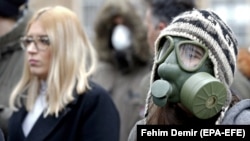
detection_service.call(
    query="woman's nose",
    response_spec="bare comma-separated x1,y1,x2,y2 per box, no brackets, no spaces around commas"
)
27,42,38,53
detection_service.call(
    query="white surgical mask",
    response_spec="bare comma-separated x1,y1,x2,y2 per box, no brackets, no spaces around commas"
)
111,24,132,51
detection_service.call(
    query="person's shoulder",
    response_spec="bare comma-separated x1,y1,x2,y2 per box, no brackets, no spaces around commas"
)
128,119,146,141
84,80,113,103
80,81,118,115
221,99,250,125
88,80,110,95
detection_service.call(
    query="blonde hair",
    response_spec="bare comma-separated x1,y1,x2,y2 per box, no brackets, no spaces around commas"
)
9,6,97,117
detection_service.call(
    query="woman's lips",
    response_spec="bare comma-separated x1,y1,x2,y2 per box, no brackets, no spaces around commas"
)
29,59,39,66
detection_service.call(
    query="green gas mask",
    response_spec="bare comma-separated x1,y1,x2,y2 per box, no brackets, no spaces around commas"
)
151,36,227,119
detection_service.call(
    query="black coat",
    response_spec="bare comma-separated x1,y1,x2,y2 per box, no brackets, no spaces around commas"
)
8,82,120,141
0,128,4,141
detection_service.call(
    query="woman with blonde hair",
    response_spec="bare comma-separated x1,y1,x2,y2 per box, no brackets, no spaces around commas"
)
8,6,120,141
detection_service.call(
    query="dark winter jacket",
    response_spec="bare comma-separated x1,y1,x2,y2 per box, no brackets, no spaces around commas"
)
8,81,120,141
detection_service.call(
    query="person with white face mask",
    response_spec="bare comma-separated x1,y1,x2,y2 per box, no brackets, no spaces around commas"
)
92,1,151,141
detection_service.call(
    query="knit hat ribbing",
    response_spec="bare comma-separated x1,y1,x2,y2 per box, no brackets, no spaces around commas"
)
145,9,238,123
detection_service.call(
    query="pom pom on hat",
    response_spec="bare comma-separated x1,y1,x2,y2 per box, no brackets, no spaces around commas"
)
0,0,28,17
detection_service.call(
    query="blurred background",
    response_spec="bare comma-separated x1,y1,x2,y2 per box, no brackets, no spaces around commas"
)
29,0,250,48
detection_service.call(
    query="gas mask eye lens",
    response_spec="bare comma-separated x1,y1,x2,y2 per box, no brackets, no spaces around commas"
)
156,36,174,64
177,41,208,71
158,39,170,59
179,44,205,68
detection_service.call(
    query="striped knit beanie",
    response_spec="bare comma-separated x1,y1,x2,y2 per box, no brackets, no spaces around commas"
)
145,9,238,124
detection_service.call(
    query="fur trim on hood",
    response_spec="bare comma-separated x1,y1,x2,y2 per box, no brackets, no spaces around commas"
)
93,0,150,64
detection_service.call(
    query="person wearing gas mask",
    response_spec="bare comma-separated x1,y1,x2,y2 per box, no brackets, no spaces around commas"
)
128,9,242,141
92,0,151,141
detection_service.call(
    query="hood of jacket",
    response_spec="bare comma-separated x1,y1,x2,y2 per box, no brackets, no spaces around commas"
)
93,0,150,66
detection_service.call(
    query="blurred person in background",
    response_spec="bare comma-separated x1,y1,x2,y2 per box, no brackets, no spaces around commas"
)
144,0,196,55
0,0,31,139
92,0,151,141
8,6,120,141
